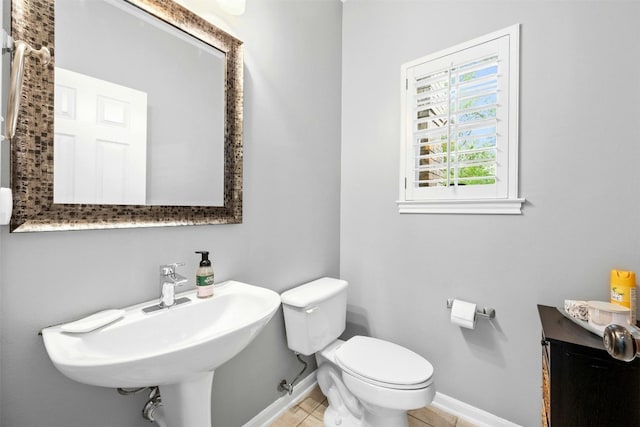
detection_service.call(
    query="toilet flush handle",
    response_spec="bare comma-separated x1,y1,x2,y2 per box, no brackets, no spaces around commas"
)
305,306,319,314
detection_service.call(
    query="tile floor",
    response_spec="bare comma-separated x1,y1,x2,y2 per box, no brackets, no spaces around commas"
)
269,386,478,427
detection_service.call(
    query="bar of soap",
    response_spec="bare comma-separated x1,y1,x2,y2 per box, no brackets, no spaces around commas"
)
60,309,125,333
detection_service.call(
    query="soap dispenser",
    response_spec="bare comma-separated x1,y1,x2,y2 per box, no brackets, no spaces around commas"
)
195,251,214,298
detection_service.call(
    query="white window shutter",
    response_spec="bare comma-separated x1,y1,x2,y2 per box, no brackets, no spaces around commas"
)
399,24,524,214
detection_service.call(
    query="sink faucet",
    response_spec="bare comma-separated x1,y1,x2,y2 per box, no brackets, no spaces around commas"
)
159,263,188,308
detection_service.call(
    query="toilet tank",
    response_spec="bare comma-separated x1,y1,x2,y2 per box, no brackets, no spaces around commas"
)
280,277,348,356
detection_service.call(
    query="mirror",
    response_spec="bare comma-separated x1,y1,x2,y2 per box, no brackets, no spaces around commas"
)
9,0,243,232
55,0,226,206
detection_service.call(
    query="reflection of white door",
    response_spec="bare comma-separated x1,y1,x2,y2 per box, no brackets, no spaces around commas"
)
54,67,148,205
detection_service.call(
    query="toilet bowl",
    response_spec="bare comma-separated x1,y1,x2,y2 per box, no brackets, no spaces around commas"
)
281,278,435,427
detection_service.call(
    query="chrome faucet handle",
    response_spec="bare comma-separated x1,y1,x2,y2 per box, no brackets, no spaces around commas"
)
160,262,185,276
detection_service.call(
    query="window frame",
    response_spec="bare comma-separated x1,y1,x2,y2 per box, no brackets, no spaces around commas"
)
398,24,524,215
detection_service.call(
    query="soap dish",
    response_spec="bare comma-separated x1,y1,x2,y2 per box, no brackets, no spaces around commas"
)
557,306,604,337
60,309,125,333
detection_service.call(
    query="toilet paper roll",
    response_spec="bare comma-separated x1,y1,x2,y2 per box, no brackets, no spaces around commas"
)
451,299,477,329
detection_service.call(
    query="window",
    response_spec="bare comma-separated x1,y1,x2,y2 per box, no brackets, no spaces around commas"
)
398,25,524,214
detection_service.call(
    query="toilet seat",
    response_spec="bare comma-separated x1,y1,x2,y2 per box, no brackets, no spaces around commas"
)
335,336,433,390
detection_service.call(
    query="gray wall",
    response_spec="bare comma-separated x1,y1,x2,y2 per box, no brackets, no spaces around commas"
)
340,1,640,425
0,1,342,426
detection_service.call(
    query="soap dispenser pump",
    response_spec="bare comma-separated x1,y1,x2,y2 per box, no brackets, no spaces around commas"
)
195,251,214,298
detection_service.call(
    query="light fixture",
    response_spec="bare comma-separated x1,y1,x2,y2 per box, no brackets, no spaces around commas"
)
217,0,245,16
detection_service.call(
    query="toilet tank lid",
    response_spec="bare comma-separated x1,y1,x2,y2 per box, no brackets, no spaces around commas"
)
281,277,348,308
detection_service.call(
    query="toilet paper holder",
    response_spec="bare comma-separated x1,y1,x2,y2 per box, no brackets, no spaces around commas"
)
446,298,496,320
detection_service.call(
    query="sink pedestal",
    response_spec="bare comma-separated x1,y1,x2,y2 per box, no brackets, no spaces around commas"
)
158,371,215,427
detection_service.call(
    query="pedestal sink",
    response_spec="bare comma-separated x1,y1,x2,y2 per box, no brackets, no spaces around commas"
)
41,280,281,427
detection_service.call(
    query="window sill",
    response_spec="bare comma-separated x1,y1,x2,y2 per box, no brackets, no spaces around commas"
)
397,198,525,215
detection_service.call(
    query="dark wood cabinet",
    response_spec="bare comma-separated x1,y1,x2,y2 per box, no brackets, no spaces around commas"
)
538,305,640,427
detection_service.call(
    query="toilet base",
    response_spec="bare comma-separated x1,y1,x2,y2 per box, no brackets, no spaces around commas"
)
360,404,409,427
323,405,362,427
321,404,409,427
317,362,363,427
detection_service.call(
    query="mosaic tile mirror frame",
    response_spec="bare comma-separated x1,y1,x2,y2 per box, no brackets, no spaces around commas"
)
9,0,243,232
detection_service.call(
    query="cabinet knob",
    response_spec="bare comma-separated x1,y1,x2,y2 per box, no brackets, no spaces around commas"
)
541,340,549,346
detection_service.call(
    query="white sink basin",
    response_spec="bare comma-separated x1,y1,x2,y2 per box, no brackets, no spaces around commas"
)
42,280,280,387
41,280,281,427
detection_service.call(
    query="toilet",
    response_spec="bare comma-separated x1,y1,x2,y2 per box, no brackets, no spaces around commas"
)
281,277,435,427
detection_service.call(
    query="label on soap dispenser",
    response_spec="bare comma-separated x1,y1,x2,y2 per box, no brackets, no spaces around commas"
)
197,275,214,287
196,274,214,298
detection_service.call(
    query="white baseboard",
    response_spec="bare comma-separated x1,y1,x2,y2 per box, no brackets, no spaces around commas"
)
244,370,521,427
432,392,522,427
243,371,318,427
